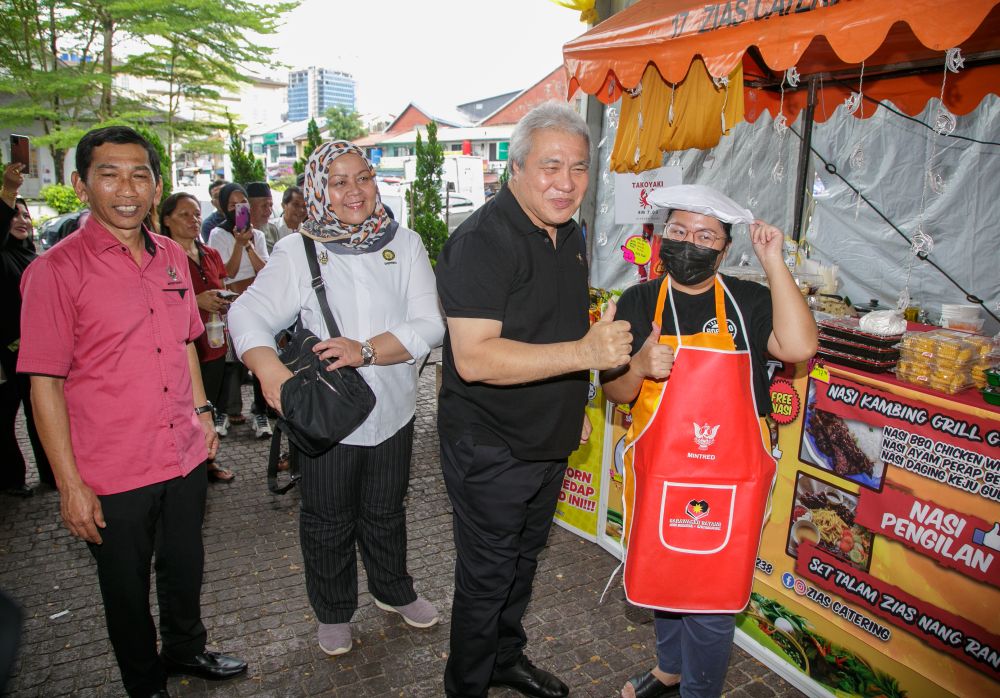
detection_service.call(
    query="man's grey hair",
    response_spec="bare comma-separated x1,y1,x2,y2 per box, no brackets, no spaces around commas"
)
508,102,590,170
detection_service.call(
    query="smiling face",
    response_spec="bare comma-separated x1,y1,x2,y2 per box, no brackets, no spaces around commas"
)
72,142,161,240
326,153,376,225
249,195,273,227
163,196,202,242
10,201,32,241
508,128,589,236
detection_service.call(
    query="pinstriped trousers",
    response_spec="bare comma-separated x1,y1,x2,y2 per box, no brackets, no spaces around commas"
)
298,419,418,624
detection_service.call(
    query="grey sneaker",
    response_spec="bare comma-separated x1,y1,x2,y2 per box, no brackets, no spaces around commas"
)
253,413,272,439
213,413,229,437
374,596,439,628
317,622,352,656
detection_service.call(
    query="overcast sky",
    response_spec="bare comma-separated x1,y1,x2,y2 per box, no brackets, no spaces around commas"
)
262,0,588,117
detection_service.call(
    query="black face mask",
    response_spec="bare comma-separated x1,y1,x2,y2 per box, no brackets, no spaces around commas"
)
659,238,725,286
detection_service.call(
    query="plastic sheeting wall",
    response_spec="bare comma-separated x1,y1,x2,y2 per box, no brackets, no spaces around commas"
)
588,96,1000,336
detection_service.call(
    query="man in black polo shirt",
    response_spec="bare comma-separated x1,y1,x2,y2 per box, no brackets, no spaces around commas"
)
435,102,633,698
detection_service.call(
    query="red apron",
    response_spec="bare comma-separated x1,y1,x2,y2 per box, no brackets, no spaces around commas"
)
622,276,775,613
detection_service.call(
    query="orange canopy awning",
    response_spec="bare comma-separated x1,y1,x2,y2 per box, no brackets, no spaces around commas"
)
564,0,1000,124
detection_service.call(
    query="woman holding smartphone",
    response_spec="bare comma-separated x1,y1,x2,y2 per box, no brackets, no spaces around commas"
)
207,183,273,438
161,192,236,483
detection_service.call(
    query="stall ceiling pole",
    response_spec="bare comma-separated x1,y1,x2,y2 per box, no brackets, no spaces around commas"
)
791,78,818,244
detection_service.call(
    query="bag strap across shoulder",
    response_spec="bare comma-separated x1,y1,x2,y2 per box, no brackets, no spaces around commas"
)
302,234,341,339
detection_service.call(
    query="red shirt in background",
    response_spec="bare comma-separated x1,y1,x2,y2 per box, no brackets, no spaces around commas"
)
187,242,228,363
17,216,207,495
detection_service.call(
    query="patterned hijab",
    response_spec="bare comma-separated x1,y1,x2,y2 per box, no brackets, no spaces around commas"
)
300,140,393,253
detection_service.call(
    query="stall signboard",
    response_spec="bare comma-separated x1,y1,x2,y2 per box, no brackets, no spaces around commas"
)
735,363,1000,698
594,404,629,557
554,372,606,541
613,166,681,225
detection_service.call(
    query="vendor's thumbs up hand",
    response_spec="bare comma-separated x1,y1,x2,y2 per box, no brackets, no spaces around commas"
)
578,300,632,370
635,322,673,380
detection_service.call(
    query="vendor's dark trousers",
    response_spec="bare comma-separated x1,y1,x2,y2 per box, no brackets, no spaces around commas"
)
0,589,23,696
87,464,209,697
441,433,567,698
298,420,417,624
655,611,735,698
0,372,54,488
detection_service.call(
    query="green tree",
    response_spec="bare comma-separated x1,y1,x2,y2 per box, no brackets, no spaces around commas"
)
0,0,299,183
293,118,323,175
226,114,264,185
410,122,447,262
324,106,366,142
135,125,171,202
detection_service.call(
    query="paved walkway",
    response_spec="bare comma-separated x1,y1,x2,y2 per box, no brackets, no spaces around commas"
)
0,363,803,697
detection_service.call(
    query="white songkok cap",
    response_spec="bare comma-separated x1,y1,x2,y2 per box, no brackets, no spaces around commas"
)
648,184,754,225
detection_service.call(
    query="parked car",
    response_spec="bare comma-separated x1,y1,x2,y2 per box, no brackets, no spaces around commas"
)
444,193,476,234
38,210,85,251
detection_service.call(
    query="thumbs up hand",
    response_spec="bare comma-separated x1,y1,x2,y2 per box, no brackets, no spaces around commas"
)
578,299,633,370
634,321,674,380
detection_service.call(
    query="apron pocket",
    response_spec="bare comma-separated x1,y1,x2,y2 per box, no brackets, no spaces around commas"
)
659,481,736,554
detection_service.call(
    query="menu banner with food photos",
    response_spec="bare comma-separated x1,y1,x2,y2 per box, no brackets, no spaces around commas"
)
554,373,606,541
733,363,1000,698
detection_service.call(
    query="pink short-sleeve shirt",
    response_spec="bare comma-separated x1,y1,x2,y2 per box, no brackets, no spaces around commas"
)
18,216,207,495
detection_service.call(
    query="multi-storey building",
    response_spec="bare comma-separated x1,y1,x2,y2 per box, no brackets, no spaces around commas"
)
287,67,356,121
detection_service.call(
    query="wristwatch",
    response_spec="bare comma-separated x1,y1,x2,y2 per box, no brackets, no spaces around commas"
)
193,402,214,416
360,340,377,367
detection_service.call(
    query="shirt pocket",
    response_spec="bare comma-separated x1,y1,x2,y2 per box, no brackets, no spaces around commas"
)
161,289,193,344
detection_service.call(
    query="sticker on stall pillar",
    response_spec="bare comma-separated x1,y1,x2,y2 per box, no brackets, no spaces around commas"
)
809,362,830,383
621,235,652,265
769,378,801,425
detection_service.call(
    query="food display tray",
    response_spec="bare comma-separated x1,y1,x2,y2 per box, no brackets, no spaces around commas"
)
818,332,900,363
816,347,898,373
817,317,903,349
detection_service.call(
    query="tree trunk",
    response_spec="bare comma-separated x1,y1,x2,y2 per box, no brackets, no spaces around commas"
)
100,13,114,120
48,3,64,183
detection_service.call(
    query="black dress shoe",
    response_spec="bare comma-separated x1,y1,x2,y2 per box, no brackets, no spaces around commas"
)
161,651,247,680
490,655,569,698
1,485,33,497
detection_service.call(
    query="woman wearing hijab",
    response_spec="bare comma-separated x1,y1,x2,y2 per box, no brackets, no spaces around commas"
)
160,192,236,483
227,141,445,656
600,185,817,698
0,163,54,496
206,183,272,438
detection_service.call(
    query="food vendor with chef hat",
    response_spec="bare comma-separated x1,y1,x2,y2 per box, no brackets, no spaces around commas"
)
600,184,818,698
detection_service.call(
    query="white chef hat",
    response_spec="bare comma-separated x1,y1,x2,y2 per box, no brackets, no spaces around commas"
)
648,184,754,225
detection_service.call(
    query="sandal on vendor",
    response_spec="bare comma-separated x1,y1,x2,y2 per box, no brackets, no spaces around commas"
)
623,671,680,698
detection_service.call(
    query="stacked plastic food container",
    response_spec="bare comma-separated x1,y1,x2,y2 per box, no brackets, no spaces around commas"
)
816,318,902,373
895,329,998,397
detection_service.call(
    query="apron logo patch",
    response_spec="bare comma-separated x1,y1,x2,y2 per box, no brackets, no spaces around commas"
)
693,422,720,450
703,318,738,338
685,499,710,521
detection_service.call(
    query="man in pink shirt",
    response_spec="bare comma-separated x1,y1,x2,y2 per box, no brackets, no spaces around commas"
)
18,126,246,698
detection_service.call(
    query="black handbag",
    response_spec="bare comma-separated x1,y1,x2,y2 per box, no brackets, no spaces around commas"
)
267,236,376,493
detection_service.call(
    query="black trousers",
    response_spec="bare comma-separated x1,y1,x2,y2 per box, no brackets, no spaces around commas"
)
298,420,417,624
0,372,54,488
200,355,226,406
441,433,567,698
87,464,208,697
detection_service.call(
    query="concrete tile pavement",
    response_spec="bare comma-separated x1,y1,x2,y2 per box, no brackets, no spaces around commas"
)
0,363,803,697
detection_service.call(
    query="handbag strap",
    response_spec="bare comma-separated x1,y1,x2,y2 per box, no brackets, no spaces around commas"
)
302,234,341,339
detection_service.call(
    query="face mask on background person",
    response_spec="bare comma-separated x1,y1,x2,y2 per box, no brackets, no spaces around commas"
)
659,238,725,286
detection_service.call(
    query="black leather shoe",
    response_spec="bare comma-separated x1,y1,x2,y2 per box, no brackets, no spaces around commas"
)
161,651,247,680
490,655,569,698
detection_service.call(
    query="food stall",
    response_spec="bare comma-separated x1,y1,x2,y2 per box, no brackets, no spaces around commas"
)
549,2,1000,696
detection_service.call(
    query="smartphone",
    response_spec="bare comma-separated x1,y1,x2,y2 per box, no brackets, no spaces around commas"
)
234,202,250,230
216,289,238,299
10,134,29,168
